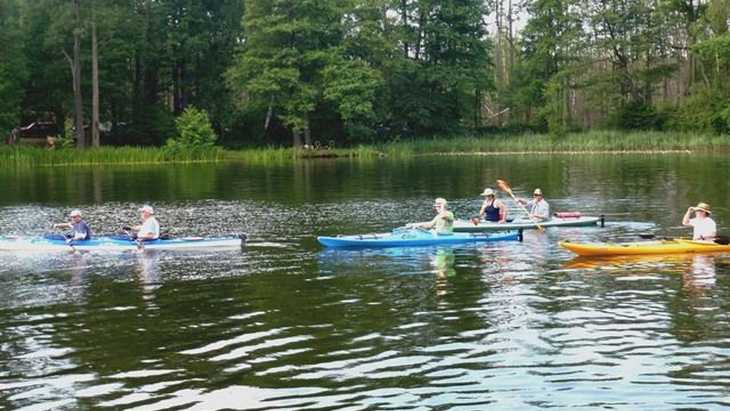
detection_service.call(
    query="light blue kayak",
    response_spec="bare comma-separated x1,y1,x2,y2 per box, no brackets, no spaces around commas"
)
0,234,247,252
318,229,521,248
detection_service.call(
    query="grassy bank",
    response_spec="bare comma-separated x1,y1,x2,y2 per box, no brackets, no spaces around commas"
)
0,146,225,166
375,130,730,157
2,131,728,166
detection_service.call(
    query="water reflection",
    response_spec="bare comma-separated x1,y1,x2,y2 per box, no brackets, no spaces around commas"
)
3,155,730,409
684,254,716,291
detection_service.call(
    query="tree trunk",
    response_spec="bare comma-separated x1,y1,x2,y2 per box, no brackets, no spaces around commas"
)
401,0,408,57
72,0,84,148
293,129,302,147
304,119,312,147
91,11,100,147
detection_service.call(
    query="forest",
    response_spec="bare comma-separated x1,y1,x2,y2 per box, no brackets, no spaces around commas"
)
0,0,729,149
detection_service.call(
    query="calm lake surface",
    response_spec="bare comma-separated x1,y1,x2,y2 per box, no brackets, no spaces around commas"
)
1,154,730,410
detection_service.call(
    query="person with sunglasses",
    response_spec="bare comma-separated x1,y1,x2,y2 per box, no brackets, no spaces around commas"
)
682,202,716,241
53,209,92,240
517,188,550,222
407,197,455,234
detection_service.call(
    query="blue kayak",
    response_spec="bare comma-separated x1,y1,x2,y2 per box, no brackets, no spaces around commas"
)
318,229,521,248
0,234,246,252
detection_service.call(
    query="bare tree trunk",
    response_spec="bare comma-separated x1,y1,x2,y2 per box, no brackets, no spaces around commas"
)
293,130,302,147
507,0,514,86
91,10,100,147
304,119,312,147
401,0,408,57
69,0,84,148
264,95,274,130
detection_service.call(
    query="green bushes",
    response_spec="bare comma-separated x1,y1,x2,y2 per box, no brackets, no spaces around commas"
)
164,107,220,159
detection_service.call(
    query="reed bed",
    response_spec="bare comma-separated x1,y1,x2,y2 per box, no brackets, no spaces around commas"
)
375,131,730,156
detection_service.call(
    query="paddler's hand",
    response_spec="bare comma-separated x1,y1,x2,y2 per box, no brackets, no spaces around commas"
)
470,217,480,226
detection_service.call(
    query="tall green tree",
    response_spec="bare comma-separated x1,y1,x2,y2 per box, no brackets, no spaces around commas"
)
0,0,28,139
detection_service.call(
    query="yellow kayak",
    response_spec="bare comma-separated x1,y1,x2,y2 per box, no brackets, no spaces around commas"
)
559,239,730,257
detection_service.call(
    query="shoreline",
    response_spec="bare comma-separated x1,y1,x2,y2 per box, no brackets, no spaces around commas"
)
2,130,728,166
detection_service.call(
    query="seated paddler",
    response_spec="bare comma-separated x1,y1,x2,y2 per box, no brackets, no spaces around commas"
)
52,209,92,241
407,197,455,235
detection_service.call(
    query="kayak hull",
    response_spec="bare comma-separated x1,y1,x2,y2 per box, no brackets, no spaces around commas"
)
318,230,520,248
560,239,730,257
453,216,602,232
0,235,246,252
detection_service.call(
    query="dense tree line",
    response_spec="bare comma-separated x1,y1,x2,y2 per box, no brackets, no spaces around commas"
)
0,0,728,148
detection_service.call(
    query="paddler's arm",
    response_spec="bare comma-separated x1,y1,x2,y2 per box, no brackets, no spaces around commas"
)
497,200,507,223
682,207,694,226
53,222,71,230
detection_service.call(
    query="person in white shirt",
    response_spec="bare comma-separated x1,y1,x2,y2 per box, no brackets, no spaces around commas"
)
518,188,550,222
133,205,160,241
682,202,716,241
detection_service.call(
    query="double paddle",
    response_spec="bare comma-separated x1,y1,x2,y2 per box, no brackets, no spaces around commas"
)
496,179,545,232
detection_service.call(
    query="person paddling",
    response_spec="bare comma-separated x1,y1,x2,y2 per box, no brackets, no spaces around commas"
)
408,198,455,234
132,205,160,241
477,188,507,224
53,209,92,241
517,188,550,222
682,202,716,241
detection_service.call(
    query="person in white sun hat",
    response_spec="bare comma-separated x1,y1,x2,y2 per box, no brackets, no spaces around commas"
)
407,198,455,235
682,202,716,241
53,209,92,240
132,205,160,241
476,187,507,224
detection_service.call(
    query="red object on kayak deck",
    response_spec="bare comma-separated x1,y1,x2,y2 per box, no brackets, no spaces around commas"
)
554,211,582,218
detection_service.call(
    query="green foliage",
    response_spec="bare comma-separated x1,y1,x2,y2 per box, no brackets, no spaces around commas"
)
667,86,730,134
2,0,730,147
610,101,666,131
0,0,28,137
165,107,218,158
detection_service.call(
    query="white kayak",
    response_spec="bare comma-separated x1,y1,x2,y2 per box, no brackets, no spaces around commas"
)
453,215,604,232
0,234,247,252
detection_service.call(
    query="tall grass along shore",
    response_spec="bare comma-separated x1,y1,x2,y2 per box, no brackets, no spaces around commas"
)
2,131,728,166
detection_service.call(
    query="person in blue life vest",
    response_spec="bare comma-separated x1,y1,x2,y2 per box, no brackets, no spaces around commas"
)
53,209,92,240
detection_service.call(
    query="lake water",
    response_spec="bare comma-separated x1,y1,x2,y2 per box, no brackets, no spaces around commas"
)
1,154,729,410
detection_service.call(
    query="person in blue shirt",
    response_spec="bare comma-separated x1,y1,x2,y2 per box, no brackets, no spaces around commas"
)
53,209,92,240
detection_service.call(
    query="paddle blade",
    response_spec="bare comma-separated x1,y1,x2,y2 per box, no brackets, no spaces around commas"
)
496,179,512,193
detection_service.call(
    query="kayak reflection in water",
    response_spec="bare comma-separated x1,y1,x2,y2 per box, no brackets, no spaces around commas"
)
52,209,92,240
407,198,455,235
682,202,716,241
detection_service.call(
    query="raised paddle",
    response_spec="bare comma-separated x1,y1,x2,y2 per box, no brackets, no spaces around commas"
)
496,179,545,232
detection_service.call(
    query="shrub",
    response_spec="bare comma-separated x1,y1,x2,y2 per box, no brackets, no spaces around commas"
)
610,100,666,130
165,107,218,158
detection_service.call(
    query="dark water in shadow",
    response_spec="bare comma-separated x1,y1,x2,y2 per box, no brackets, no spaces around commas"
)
1,154,730,410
